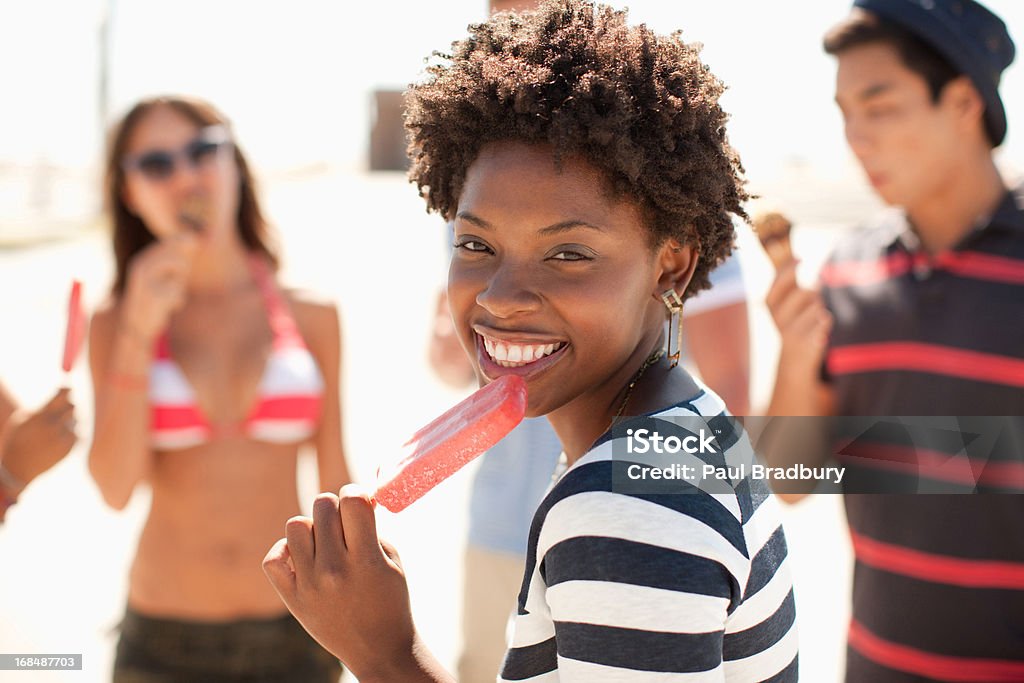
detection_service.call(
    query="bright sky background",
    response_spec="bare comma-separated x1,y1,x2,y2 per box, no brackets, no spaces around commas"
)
1,0,1022,186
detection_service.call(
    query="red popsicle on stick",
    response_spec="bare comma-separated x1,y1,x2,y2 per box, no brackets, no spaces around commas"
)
62,280,87,375
374,375,528,512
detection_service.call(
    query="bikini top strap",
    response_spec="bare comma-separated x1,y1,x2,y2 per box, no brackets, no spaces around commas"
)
154,331,173,360
248,255,303,348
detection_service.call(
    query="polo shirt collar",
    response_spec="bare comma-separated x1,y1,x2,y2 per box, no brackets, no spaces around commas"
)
884,183,1024,251
990,182,1024,233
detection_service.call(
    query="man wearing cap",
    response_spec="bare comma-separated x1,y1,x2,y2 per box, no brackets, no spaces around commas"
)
765,0,1024,680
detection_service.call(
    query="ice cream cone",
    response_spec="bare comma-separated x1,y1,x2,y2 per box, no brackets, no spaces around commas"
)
753,211,794,270
179,195,211,233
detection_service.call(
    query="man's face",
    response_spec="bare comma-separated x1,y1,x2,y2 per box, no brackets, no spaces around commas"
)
834,42,962,210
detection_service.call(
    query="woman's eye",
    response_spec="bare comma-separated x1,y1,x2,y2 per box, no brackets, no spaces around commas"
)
455,240,490,252
550,250,592,262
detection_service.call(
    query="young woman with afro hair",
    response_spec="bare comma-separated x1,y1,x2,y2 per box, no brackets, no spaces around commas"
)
264,2,799,680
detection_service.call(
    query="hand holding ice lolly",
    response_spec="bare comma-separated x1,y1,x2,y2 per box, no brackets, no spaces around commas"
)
374,374,527,512
263,373,526,680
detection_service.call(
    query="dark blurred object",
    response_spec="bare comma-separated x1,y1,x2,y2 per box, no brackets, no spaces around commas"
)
369,90,409,171
851,0,1016,146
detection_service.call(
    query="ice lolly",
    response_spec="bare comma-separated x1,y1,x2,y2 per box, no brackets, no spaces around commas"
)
753,211,794,270
179,195,211,233
374,375,528,512
62,280,86,373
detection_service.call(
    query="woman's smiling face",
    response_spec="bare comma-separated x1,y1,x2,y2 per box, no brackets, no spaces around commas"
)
448,141,677,418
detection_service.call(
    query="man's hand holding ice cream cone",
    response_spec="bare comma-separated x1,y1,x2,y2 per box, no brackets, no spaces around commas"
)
757,210,833,373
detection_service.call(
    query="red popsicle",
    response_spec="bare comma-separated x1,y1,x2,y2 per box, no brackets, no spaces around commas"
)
374,375,528,512
62,280,86,373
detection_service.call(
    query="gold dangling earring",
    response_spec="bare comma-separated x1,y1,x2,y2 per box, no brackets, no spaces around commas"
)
660,289,684,369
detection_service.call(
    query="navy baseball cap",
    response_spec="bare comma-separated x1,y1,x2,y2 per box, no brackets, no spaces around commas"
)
852,0,1016,146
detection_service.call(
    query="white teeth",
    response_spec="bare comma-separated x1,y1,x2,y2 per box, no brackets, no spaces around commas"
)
481,336,565,366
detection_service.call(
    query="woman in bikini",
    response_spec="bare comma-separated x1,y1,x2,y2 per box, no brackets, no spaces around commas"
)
264,2,798,681
88,96,349,682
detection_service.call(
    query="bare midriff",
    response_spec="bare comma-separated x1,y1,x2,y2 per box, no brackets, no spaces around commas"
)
128,438,305,620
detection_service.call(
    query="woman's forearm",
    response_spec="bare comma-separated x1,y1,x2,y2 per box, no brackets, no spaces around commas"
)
88,328,154,509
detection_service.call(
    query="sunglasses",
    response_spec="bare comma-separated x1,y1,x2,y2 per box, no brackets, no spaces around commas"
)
122,125,232,181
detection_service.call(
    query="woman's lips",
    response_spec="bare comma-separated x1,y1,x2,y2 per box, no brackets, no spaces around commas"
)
475,331,569,380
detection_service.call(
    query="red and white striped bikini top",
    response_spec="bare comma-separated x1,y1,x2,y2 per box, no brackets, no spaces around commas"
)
149,257,324,450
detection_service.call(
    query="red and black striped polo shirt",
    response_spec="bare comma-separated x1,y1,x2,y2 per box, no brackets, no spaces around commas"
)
820,185,1024,682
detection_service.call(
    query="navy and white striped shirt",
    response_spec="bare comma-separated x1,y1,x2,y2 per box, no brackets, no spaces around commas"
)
500,390,799,682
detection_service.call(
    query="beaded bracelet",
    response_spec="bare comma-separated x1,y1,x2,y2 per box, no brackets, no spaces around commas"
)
116,323,153,349
0,463,22,523
106,372,149,393
0,490,16,522
0,461,24,493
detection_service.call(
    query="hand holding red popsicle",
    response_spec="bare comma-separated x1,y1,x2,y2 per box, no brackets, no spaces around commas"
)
264,485,453,681
263,376,527,679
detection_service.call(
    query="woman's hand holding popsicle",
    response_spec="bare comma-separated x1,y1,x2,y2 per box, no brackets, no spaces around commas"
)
264,377,524,679
120,232,198,343
263,486,453,683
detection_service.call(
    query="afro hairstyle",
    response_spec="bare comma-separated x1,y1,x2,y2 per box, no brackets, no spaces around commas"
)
405,0,749,297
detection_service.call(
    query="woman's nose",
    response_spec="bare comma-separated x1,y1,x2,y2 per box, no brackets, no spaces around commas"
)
475,262,543,319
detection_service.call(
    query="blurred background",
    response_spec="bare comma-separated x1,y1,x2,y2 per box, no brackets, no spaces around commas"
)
0,0,1021,680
